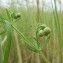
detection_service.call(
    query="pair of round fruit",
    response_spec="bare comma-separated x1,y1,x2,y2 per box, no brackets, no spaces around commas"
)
14,13,21,19
38,24,51,37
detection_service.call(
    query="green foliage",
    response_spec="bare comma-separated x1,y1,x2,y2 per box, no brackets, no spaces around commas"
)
36,24,51,37
3,20,12,63
0,8,52,63
14,13,21,19
0,0,63,62
6,9,12,22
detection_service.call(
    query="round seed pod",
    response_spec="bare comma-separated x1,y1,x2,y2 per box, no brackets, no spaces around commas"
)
16,13,21,18
39,24,46,30
38,30,44,37
44,27,51,36
14,13,21,19
14,15,17,19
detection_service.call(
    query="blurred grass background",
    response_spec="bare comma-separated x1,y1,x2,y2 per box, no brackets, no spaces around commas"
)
0,0,63,63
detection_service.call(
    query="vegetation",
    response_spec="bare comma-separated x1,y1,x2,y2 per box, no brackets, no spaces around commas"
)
0,0,63,63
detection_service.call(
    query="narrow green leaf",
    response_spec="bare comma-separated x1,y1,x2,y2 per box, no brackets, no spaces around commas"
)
11,10,15,18
41,35,50,50
6,9,11,21
0,37,2,63
3,20,12,63
39,52,50,63
23,39,39,52
0,14,5,23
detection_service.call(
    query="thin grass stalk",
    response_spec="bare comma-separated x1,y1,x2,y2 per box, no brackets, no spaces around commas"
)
50,5,57,63
14,30,22,63
58,1,63,62
53,0,61,43
39,52,50,63
52,0,62,62
43,23,50,61
41,0,44,23
51,0,62,62
19,2,30,63
36,0,40,23
51,0,58,33
12,25,29,41
31,52,34,63
35,53,41,63
3,21,12,63
42,1,50,59
58,0,63,63
44,17,50,61
46,44,50,61
54,0,61,34
22,48,27,63
48,1,57,63
26,52,34,63
1,36,7,47
41,1,50,61
42,0,50,60
0,36,2,63
34,0,41,63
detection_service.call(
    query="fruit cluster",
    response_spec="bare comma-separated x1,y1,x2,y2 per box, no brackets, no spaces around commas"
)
14,13,21,19
37,24,51,37
11,12,21,19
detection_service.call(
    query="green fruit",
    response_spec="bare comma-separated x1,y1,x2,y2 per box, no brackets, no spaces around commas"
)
14,13,21,19
39,24,46,30
44,27,51,36
38,30,44,37
16,13,21,18
14,16,17,19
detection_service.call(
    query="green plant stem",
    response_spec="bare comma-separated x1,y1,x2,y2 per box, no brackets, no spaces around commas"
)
35,53,41,63
36,0,40,22
31,52,34,63
36,30,39,47
3,21,12,63
52,0,62,62
0,36,2,63
39,52,50,63
11,25,28,42
1,35,7,47
14,30,22,63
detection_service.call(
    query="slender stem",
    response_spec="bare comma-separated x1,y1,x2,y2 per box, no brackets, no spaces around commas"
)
0,36,2,63
36,30,39,47
35,25,40,63
11,25,28,41
39,52,50,63
14,30,22,63
1,36,7,47
52,0,62,62
36,0,40,22
35,53,40,63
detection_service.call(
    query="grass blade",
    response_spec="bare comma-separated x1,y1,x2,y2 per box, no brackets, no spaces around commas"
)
0,36,2,63
41,35,50,50
3,20,12,63
6,9,11,21
39,52,50,63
